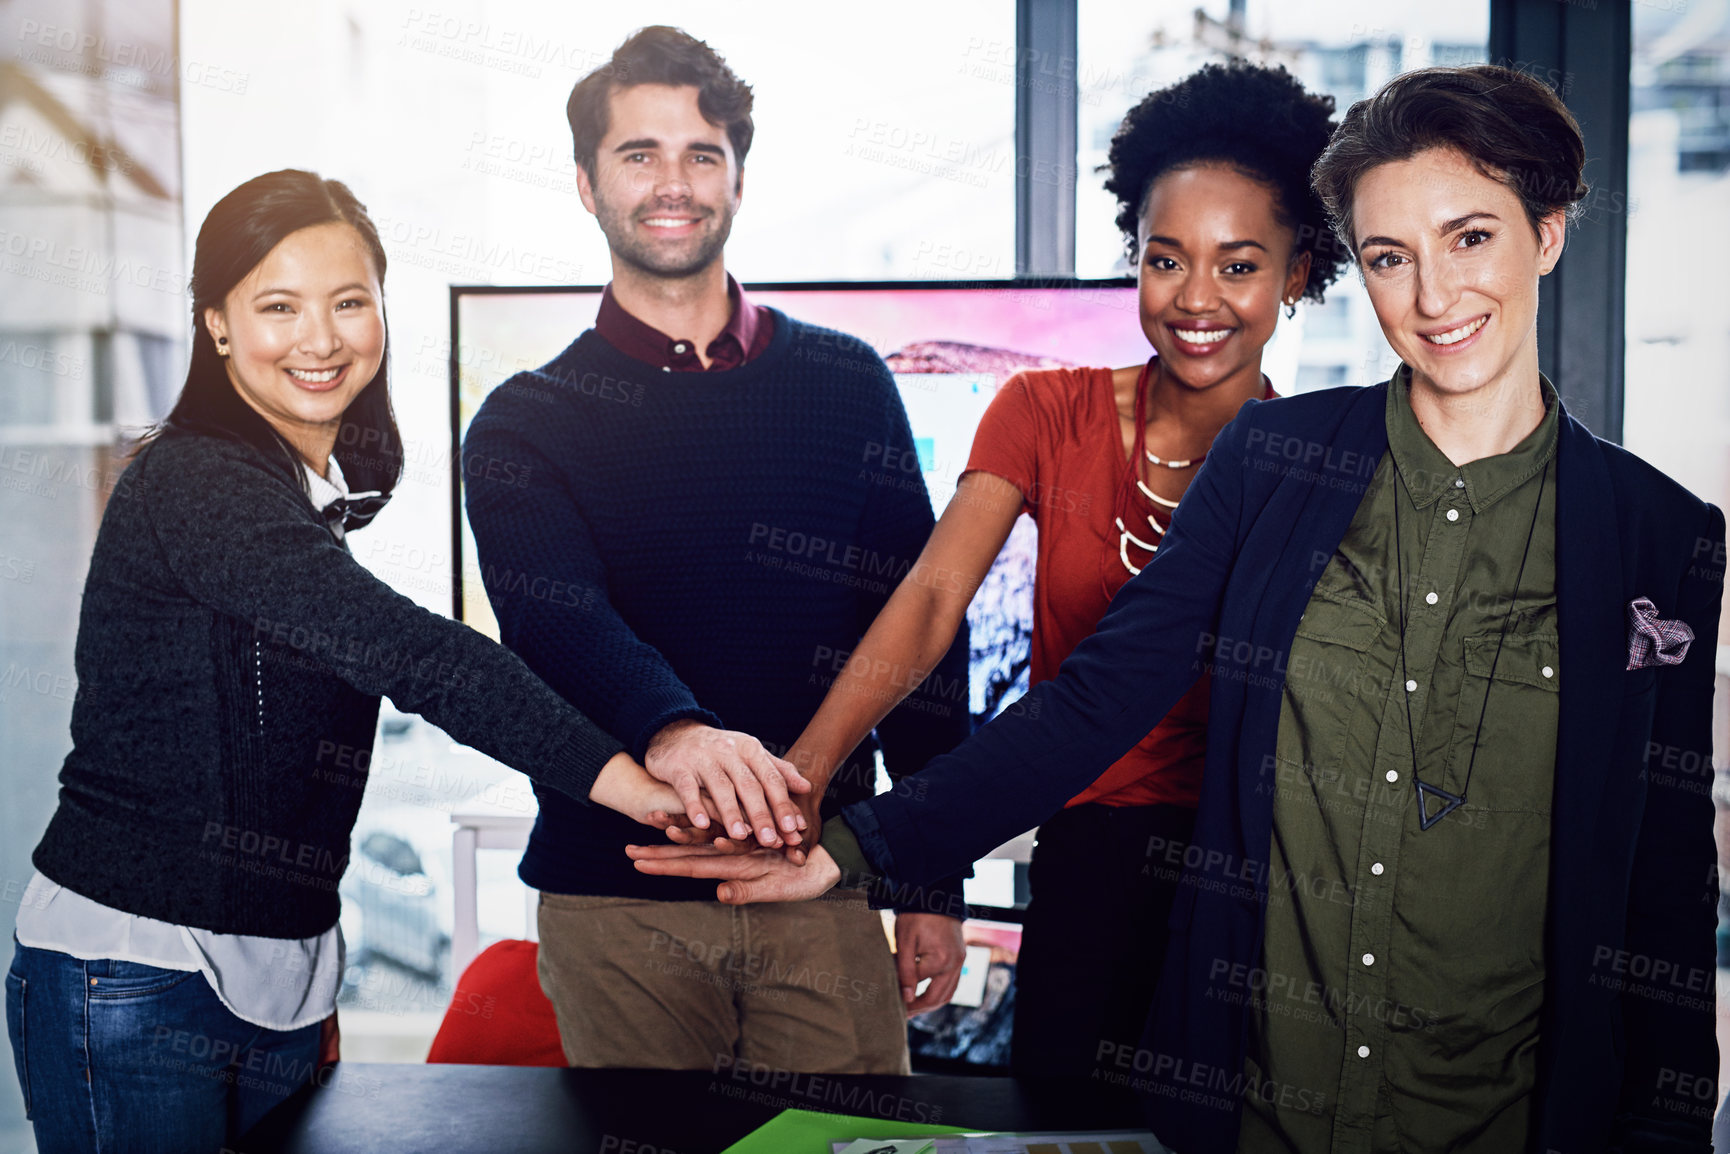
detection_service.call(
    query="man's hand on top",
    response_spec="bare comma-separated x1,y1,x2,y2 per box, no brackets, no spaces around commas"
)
643,720,811,849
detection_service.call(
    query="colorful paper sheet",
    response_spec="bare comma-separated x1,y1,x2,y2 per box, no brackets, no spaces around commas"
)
718,1108,970,1154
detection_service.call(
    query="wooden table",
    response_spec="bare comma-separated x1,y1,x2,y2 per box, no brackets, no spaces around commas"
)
236,1064,1148,1153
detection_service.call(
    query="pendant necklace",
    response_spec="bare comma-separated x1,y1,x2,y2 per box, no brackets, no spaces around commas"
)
1392,459,1548,830
1144,449,1199,470
1113,358,1204,579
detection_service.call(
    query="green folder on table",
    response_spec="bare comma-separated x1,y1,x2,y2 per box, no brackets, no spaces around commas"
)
719,1108,971,1153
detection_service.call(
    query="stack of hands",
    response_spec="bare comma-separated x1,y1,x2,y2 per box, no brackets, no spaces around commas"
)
598,718,966,1016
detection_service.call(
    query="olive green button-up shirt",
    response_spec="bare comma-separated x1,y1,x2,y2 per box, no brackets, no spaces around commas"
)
1239,370,1561,1153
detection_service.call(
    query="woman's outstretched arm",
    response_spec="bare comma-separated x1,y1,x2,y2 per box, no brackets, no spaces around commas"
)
136,431,692,823
636,401,1259,899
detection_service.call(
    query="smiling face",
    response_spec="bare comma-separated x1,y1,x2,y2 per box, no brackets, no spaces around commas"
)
576,82,741,281
1136,164,1308,394
202,221,385,468
1352,146,1564,405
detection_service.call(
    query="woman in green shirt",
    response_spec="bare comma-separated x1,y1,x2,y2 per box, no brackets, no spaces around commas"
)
635,65,1723,1153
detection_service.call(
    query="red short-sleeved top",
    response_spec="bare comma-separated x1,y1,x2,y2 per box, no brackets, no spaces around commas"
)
965,364,1219,809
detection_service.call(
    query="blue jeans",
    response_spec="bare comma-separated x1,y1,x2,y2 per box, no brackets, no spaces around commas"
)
6,939,321,1153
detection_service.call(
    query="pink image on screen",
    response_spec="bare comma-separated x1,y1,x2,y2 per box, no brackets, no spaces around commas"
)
749,285,1146,379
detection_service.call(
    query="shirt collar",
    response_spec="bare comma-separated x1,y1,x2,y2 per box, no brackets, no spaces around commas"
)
724,276,764,361
1385,364,1559,513
303,455,349,511
593,273,764,371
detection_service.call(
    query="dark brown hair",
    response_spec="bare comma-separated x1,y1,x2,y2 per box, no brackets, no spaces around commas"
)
566,26,754,180
1102,62,1346,302
148,170,401,497
1312,64,1587,255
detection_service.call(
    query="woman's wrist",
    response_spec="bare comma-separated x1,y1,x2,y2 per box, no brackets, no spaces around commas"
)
588,750,677,822
784,739,842,794
808,846,843,894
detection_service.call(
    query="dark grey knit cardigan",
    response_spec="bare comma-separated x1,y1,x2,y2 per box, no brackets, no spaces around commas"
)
31,427,624,938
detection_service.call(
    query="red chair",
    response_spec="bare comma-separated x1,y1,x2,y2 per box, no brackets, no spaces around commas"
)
426,939,566,1066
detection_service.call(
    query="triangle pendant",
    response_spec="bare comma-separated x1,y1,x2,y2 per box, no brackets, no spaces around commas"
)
1414,780,1465,831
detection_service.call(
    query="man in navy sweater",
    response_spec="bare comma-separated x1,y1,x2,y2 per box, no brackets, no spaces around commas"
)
462,25,971,1074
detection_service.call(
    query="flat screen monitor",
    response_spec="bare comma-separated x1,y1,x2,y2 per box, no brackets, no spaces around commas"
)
451,278,1144,730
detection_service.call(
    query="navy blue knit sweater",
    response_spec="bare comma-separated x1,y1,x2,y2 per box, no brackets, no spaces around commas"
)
463,311,971,912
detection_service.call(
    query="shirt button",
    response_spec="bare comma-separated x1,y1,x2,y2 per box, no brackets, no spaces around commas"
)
1357,1045,1370,1058
1405,679,1417,692
672,342,688,354
1425,591,1438,605
1446,508,1460,522
1454,478,1465,488
1542,665,1554,678
1386,770,1399,783
1371,862,1384,875
1362,953,1375,966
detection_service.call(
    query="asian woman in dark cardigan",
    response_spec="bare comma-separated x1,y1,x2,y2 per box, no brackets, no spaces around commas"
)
633,66,1725,1154
2,170,798,1154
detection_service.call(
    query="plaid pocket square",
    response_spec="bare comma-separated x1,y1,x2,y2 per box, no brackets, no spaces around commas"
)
1626,597,1694,670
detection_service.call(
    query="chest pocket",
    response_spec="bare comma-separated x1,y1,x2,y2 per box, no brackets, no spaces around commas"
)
1295,589,1385,649
1282,589,1387,784
1445,629,1560,812
1463,631,1559,690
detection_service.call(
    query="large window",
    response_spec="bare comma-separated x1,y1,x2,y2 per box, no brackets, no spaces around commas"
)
1,0,186,1144
1623,1,1730,1107
1624,2,1730,615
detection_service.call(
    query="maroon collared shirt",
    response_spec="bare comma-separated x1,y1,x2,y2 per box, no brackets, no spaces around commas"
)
593,275,774,371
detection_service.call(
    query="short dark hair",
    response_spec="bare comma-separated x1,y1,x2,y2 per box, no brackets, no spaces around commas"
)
1102,62,1346,303
146,170,401,498
1311,65,1587,255
566,26,754,179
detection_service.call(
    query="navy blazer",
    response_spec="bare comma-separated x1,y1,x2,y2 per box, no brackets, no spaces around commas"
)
846,383,1725,1152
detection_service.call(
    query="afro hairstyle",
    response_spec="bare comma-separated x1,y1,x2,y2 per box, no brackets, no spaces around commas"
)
1102,61,1346,303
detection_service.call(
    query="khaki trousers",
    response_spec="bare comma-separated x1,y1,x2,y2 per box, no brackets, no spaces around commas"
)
536,889,911,1075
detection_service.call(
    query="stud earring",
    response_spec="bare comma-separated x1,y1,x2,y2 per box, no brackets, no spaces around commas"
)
217,336,229,357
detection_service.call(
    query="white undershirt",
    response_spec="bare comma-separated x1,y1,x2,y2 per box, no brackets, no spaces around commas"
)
13,456,354,1031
